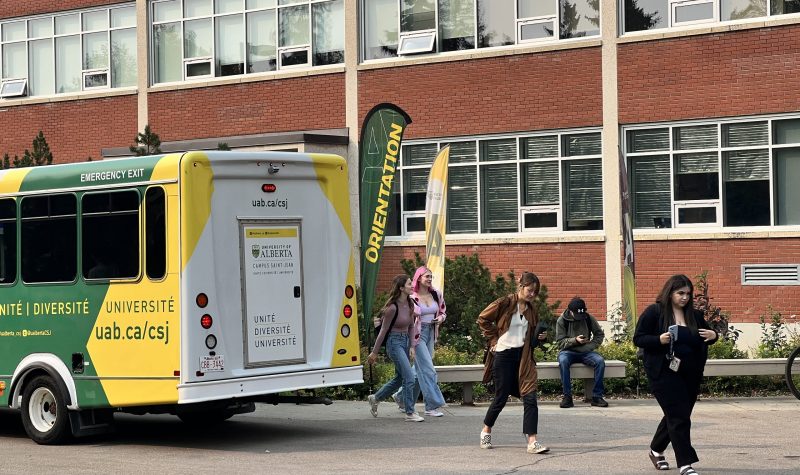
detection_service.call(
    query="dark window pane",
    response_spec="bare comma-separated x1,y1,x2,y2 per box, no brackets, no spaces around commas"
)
522,161,559,205
564,159,603,230
0,199,16,284
624,0,667,32
630,155,671,228
385,192,402,236
146,187,167,280
280,49,308,67
403,168,428,212
480,164,518,232
82,191,139,280
21,194,77,283
724,180,770,226
674,124,718,150
772,0,800,15
675,173,719,200
678,206,716,224
406,216,425,232
563,132,601,156
775,148,800,225
773,118,800,144
524,212,557,229
627,128,669,152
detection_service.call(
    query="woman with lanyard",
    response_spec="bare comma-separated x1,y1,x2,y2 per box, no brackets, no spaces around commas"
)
477,271,549,454
634,274,718,475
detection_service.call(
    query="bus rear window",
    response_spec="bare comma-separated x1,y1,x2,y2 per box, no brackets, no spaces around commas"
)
145,187,166,280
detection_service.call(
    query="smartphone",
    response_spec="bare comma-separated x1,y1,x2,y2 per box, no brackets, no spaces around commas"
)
668,324,679,342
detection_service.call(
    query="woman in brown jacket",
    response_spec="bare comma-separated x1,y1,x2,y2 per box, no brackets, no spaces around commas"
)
477,272,549,454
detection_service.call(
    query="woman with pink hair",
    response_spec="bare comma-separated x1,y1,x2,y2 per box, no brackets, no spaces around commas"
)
394,266,447,417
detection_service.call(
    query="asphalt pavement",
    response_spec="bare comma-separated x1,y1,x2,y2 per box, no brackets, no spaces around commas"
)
0,397,798,474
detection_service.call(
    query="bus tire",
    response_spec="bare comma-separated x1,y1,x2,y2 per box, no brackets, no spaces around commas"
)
21,375,71,445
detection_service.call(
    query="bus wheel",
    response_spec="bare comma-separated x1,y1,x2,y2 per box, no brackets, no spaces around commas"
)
21,375,71,445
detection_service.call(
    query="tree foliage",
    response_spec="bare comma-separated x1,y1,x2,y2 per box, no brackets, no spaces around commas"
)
2,131,53,169
130,125,162,156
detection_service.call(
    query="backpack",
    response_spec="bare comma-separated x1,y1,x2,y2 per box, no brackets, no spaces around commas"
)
374,303,399,350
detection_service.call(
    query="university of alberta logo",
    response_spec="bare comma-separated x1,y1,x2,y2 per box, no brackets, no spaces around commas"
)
252,245,261,258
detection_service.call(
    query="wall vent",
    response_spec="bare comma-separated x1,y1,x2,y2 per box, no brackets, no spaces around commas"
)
741,264,800,286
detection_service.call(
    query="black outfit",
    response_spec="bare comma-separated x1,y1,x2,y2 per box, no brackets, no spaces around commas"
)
483,346,539,435
633,303,717,467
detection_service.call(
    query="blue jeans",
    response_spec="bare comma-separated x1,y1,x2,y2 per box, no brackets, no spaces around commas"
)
558,350,605,398
374,333,416,414
395,323,446,411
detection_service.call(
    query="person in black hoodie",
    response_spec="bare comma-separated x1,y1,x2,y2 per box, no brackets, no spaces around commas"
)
634,274,718,475
555,297,607,408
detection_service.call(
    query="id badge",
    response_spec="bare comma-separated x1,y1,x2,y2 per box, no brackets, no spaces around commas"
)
669,356,681,372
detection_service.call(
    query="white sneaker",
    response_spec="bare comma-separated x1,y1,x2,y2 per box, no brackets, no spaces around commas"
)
404,412,424,422
424,409,444,417
392,392,405,412
480,432,492,449
527,441,550,454
367,394,378,418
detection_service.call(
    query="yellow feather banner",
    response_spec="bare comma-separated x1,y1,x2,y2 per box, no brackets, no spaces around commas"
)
425,145,450,293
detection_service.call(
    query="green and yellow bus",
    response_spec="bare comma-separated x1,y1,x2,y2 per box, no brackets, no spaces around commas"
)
0,151,361,444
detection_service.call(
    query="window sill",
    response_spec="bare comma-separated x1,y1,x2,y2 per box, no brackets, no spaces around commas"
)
385,231,605,247
633,226,800,241
358,37,602,71
148,65,346,93
618,13,800,45
0,87,137,108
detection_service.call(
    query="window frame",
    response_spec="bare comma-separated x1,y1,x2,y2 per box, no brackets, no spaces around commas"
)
0,4,136,99
0,78,27,97
624,114,800,232
150,0,343,85
621,0,799,35
80,189,142,282
389,128,604,240
361,0,601,62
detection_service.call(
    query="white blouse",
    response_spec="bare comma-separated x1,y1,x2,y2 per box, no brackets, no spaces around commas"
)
495,308,528,352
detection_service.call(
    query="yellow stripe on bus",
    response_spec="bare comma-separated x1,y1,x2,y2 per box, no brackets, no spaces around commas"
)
180,152,214,271
0,168,33,194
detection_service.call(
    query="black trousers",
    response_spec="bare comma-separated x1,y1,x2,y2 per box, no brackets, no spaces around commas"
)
649,365,702,467
483,346,539,435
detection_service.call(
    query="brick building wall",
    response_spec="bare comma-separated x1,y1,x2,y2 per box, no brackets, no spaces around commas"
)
359,48,603,140
619,25,800,124
148,74,347,142
0,0,121,20
380,242,607,317
633,238,800,323
0,95,137,163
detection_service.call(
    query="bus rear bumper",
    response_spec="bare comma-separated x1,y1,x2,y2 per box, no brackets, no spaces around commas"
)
177,366,364,404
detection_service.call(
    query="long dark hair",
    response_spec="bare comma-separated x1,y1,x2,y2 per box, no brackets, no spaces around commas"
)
381,274,411,313
655,274,698,332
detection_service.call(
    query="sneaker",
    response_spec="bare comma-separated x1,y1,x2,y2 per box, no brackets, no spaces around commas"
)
404,412,424,422
392,392,405,412
367,394,378,418
424,409,444,417
527,441,550,454
559,395,574,408
591,397,609,407
479,432,492,449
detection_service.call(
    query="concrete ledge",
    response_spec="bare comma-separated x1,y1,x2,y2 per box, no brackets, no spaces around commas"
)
436,360,626,405
703,358,787,377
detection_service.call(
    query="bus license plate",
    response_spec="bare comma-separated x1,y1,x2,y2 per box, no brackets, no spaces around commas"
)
200,355,224,372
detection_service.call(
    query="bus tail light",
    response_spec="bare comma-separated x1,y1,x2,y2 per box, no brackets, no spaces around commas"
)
344,285,354,299
343,305,352,318
205,334,217,349
200,314,213,329
196,293,208,308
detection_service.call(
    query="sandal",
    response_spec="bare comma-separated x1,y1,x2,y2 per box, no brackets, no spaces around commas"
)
648,451,669,470
680,467,698,475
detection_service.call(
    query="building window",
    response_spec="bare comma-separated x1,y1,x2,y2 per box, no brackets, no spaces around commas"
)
151,0,344,84
363,0,600,61
388,129,603,238
623,0,800,34
0,4,136,98
625,115,800,229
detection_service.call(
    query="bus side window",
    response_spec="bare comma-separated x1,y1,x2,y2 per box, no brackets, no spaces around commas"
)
82,190,140,280
21,194,77,283
0,199,17,284
145,187,166,280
